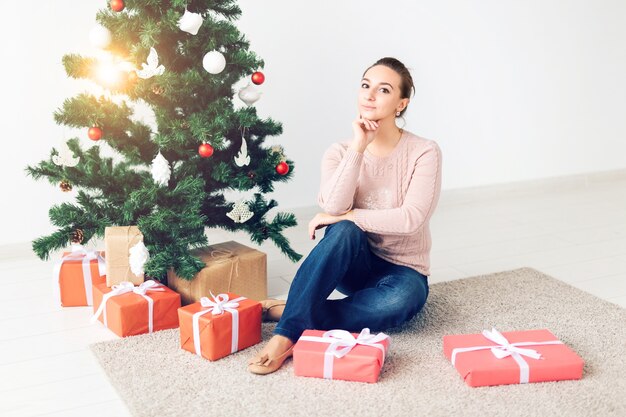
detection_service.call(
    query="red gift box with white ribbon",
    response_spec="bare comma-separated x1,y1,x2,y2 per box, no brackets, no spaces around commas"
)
91,280,180,337
54,244,106,307
443,328,584,387
293,328,390,383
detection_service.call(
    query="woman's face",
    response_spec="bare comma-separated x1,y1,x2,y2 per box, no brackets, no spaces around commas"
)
358,65,408,122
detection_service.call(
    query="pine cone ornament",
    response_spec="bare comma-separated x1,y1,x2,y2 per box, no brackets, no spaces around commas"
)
270,145,284,155
59,180,72,192
152,85,165,95
70,228,84,244
181,120,190,129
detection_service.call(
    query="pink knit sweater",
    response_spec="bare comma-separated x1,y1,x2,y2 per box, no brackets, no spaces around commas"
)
317,129,442,276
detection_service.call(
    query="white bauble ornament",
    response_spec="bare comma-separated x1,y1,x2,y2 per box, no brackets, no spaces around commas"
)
226,200,254,223
234,134,250,167
137,47,165,79
237,83,262,106
202,51,226,74
178,9,203,35
89,25,112,49
151,152,171,186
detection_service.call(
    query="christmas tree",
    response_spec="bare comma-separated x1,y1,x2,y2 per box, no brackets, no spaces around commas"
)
26,0,302,280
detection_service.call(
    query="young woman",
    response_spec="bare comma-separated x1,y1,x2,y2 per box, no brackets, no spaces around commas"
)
248,57,443,375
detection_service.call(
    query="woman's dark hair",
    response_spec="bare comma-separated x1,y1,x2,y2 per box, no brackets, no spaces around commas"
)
362,57,415,118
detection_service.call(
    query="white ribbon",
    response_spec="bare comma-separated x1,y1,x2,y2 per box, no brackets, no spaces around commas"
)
192,293,246,357
53,244,106,306
298,328,389,379
450,328,564,384
90,280,164,333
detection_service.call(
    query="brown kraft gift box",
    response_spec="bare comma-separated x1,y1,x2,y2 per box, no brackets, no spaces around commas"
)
105,226,145,287
167,241,267,305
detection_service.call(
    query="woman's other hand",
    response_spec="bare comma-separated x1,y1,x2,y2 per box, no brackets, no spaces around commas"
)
308,211,355,240
350,115,379,153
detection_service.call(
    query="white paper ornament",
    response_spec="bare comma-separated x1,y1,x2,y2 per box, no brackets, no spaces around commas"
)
137,47,165,79
178,9,203,35
234,134,250,167
237,83,262,106
226,200,254,223
202,51,226,74
52,142,80,167
129,241,150,277
89,25,112,49
151,152,171,186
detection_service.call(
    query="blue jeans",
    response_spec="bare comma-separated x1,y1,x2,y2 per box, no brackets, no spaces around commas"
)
274,220,429,342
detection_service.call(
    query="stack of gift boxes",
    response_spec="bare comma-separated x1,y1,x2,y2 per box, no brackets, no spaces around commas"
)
55,226,585,385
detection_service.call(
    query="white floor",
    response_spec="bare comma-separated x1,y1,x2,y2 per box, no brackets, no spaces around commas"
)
1,171,625,416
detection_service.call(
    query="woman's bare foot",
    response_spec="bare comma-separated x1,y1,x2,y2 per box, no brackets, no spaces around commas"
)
247,335,294,375
261,299,286,322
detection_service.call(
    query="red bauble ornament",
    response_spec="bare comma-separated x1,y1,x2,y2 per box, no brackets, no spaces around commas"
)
276,161,289,175
127,71,138,84
198,143,214,158
88,126,102,141
110,0,125,12
251,71,265,85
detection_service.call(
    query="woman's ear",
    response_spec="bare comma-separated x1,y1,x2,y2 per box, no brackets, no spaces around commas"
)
401,98,410,111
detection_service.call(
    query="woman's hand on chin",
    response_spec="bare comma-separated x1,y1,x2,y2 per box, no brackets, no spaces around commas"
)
351,115,379,153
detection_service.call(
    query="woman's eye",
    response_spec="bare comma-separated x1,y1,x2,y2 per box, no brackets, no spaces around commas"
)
381,88,389,93
361,83,369,88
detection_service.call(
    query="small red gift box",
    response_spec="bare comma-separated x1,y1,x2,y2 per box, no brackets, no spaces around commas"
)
178,293,262,361
443,328,584,387
54,245,106,307
293,328,390,383
91,280,181,337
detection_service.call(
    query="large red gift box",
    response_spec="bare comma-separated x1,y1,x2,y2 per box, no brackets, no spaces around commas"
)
54,245,106,307
178,293,261,361
443,328,584,387
293,329,390,383
91,280,180,337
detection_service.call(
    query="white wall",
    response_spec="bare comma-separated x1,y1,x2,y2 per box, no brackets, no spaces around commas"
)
2,0,626,246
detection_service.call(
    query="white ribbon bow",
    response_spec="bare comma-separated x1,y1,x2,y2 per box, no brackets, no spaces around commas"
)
298,328,389,379
131,280,163,295
482,328,543,360
54,244,106,306
323,328,390,358
91,280,164,333
200,292,241,315
192,293,246,357
450,327,564,384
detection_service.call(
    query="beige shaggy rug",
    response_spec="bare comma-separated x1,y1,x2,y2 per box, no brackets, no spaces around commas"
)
90,267,626,417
